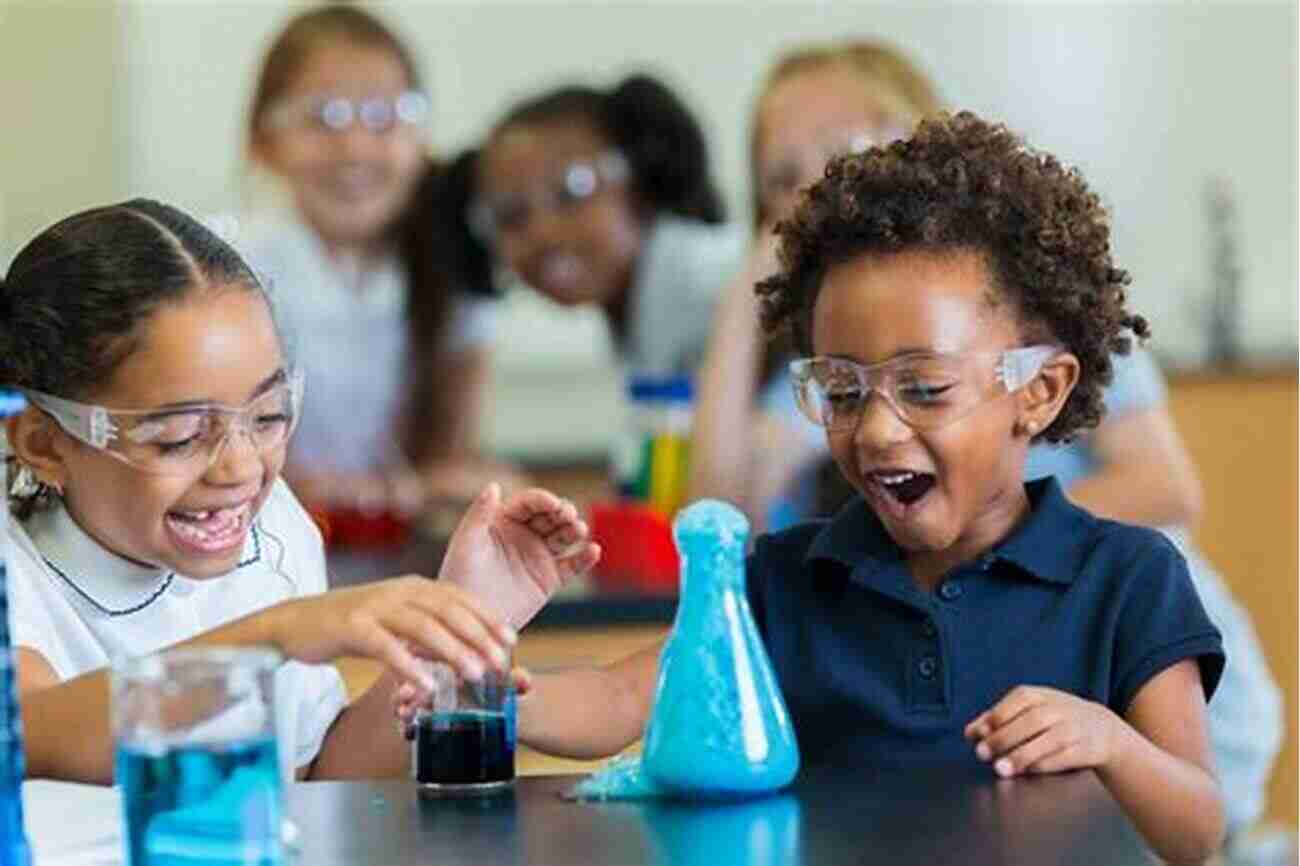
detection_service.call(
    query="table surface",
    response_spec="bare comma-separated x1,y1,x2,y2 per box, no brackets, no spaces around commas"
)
288,767,1153,866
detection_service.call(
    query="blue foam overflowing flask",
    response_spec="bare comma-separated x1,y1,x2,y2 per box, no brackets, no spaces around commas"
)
641,500,799,796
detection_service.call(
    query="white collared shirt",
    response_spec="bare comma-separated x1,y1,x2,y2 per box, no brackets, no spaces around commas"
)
5,479,347,775
236,213,499,475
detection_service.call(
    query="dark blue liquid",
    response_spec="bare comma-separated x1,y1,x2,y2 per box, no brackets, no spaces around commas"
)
415,710,514,788
116,737,281,866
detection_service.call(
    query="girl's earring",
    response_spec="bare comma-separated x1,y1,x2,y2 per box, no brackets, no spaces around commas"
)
10,464,40,498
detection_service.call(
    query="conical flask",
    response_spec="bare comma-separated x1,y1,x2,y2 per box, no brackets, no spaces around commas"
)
642,500,799,796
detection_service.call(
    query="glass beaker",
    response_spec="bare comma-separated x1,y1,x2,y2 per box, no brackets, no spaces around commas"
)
112,647,284,866
411,661,516,796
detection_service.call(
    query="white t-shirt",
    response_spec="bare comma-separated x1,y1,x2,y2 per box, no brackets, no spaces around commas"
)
6,479,347,776
623,216,747,375
237,214,499,475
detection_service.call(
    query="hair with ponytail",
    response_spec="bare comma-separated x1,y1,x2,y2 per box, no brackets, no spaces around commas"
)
491,73,725,225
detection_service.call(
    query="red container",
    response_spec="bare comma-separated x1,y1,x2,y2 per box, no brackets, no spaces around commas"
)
589,501,679,595
311,506,413,550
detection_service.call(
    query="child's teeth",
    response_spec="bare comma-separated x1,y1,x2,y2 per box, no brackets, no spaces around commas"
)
880,472,916,485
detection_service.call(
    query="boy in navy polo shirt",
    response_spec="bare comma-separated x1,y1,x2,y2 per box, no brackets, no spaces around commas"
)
402,112,1226,864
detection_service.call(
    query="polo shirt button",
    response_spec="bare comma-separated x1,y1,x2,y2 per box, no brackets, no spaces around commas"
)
918,656,939,679
938,581,963,601
921,619,937,637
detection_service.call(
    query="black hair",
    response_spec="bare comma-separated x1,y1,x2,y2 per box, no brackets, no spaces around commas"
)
398,149,497,463
759,111,1147,444
1,199,269,515
492,73,726,226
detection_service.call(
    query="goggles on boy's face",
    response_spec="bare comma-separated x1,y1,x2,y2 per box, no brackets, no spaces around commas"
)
468,150,630,243
23,369,305,477
790,346,1058,434
264,90,430,135
759,124,909,208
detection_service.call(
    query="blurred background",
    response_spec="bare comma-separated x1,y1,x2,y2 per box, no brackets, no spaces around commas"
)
0,2,1295,456
1,0,1296,848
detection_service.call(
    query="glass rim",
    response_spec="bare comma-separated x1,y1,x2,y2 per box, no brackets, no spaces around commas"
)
113,646,284,681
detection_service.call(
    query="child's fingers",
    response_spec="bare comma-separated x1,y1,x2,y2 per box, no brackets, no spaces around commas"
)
992,729,1073,778
980,686,1046,733
381,608,491,682
547,521,588,556
353,624,433,693
509,666,534,695
410,593,515,665
1019,741,1086,776
964,712,990,741
556,543,601,581
503,488,567,523
976,705,1057,762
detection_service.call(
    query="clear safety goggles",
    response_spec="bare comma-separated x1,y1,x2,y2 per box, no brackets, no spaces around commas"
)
24,370,304,477
790,346,1058,433
468,150,630,243
263,90,429,135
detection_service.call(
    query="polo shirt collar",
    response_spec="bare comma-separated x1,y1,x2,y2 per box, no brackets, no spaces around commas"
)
804,477,1090,586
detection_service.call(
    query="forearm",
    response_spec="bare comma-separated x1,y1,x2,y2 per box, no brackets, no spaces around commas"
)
1098,723,1225,864
22,609,282,784
309,672,409,780
518,643,660,759
689,255,770,509
1067,469,1199,528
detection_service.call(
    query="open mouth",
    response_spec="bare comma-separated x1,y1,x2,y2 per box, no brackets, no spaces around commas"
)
165,502,252,555
866,470,937,511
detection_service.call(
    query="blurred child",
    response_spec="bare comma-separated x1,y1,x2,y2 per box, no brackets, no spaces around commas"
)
242,6,520,513
691,40,939,530
425,114,1230,864
1,200,598,783
468,75,744,375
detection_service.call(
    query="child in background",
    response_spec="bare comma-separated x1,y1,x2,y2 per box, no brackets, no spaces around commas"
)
1,200,599,784
691,39,939,531
414,113,1230,864
468,75,745,376
241,6,521,514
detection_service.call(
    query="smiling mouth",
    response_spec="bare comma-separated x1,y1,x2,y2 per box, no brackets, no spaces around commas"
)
867,470,936,508
165,502,252,554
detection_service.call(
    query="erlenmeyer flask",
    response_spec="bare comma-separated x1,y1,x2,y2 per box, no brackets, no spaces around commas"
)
642,500,799,796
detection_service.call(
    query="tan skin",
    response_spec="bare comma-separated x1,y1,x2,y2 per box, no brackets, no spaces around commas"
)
11,285,599,783
404,249,1224,865
477,120,645,333
250,38,521,513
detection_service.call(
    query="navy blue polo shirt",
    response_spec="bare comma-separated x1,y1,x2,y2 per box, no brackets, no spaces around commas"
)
745,477,1224,770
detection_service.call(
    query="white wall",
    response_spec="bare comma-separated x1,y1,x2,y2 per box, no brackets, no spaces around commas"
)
3,1,1296,457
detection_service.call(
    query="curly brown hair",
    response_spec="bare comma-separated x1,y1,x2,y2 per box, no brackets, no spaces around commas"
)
757,110,1149,443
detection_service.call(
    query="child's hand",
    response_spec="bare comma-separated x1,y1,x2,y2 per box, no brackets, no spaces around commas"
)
394,666,534,740
438,483,601,629
964,686,1124,778
271,578,516,692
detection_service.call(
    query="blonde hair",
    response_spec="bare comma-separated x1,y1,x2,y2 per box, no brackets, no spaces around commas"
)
751,40,941,225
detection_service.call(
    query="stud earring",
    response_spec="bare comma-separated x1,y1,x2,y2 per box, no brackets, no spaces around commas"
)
10,464,40,498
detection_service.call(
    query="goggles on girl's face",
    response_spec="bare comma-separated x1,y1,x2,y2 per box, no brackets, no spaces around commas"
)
23,369,305,477
264,90,429,135
759,123,910,208
790,346,1058,433
468,150,630,243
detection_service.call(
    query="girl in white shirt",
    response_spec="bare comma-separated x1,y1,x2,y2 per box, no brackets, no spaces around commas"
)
1,200,599,784
243,6,520,511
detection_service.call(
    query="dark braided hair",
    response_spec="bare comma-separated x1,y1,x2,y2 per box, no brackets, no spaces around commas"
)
1,199,269,515
758,111,1148,444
